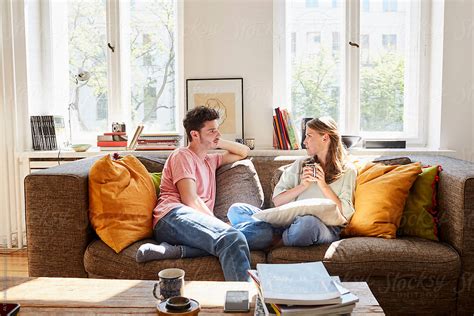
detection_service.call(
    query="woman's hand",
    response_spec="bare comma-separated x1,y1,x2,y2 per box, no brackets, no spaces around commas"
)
314,164,328,188
300,166,317,187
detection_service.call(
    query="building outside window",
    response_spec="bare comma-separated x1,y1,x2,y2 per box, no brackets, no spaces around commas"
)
362,0,370,12
332,32,340,53
360,34,370,65
382,34,397,50
291,32,297,56
305,0,319,8
383,0,398,12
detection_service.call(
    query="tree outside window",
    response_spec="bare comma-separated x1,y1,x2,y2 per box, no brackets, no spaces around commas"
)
66,0,176,142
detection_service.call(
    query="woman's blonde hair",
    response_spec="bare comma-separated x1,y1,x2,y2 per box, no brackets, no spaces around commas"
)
306,116,347,184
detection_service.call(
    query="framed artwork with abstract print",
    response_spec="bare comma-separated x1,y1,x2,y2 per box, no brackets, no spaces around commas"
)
186,78,244,141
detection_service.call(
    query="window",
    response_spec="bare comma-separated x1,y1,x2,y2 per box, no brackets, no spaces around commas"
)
142,34,153,66
279,0,425,142
332,32,340,52
26,0,178,144
362,0,370,12
382,34,397,50
360,34,370,65
291,32,297,55
288,1,343,123
332,0,339,9
305,0,319,8
308,32,321,44
97,95,108,121
144,86,157,120
383,0,398,12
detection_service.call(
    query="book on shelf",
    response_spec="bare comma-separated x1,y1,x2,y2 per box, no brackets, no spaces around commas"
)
104,131,127,136
274,107,289,150
98,134,128,142
281,109,300,150
99,146,128,151
135,146,177,151
139,135,182,141
30,115,61,151
97,141,128,147
256,262,341,305
272,107,300,150
128,124,144,150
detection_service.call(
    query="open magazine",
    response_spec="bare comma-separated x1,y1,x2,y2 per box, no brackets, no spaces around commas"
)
257,262,341,305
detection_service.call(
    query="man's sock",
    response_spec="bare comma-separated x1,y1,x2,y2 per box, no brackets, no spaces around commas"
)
136,242,182,263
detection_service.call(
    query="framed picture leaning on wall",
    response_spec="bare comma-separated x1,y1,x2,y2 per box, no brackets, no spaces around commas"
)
186,78,244,141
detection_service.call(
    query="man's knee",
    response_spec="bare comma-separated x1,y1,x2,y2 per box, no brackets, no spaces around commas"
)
228,203,244,217
228,203,249,215
216,228,248,251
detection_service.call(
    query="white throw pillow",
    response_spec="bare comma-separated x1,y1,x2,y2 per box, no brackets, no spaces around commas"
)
252,198,347,227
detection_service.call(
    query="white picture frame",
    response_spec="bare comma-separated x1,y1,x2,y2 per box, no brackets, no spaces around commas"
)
186,78,244,141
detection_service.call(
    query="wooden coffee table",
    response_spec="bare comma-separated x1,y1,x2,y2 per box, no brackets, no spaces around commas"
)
0,277,384,315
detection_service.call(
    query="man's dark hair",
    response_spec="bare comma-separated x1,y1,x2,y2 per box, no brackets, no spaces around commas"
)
183,106,220,142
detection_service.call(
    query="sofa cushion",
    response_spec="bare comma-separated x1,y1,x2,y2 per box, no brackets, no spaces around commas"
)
214,159,264,222
342,162,422,239
136,155,167,173
84,239,266,281
149,172,162,196
89,155,157,253
398,165,441,241
268,236,460,279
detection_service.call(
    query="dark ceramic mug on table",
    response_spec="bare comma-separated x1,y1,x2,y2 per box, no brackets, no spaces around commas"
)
153,268,185,301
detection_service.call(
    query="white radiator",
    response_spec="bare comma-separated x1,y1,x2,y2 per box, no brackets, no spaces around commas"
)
0,156,26,249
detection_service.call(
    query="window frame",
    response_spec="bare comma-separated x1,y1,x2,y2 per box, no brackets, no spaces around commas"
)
26,0,182,144
274,0,430,146
108,0,181,133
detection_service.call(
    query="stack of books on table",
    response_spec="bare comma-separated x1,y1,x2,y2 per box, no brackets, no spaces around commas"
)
135,133,182,151
250,262,358,316
97,132,128,151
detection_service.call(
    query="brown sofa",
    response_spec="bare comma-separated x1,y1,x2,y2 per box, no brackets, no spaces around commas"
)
25,153,474,315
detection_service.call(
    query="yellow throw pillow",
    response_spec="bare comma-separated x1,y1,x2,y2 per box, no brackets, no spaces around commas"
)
342,162,422,239
89,155,157,253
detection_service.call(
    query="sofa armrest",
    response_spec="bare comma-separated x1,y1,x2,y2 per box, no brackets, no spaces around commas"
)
409,155,474,314
25,156,102,278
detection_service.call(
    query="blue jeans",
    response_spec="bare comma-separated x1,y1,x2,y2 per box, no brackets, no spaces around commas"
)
154,206,251,281
227,203,341,247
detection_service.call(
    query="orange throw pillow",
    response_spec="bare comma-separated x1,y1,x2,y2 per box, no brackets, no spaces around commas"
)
89,155,157,253
342,162,422,239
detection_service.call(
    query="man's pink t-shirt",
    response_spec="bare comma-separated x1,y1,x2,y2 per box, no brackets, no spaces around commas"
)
152,147,223,227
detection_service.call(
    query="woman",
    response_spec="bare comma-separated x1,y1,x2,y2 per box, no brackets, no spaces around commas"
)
228,116,357,247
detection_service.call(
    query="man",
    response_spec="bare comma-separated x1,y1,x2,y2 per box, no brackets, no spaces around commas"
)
136,106,253,281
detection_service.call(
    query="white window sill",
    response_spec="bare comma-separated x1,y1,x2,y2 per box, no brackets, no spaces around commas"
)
246,147,456,159
17,147,455,160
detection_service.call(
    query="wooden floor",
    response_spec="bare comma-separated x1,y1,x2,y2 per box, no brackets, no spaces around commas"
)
0,248,28,277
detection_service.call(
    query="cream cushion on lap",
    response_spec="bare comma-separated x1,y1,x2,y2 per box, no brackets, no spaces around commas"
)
252,198,347,227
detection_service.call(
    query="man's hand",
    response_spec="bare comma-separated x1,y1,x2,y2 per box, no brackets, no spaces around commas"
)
218,139,250,165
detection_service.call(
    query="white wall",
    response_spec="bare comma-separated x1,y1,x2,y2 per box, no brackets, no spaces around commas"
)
184,0,274,148
439,0,474,161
